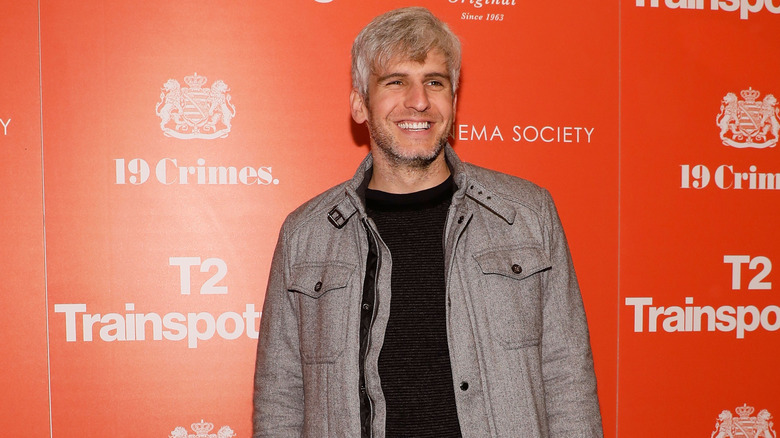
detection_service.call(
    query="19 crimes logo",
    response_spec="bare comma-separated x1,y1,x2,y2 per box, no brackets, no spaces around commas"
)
156,73,235,140
54,257,261,349
114,158,278,186
681,87,778,191
636,0,780,20
170,420,236,438
681,164,779,190
625,255,779,339
718,88,778,149
712,404,776,438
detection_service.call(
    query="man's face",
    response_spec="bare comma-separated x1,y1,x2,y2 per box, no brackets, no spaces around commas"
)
351,49,456,168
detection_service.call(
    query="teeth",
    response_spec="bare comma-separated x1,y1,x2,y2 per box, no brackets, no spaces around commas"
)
397,121,430,130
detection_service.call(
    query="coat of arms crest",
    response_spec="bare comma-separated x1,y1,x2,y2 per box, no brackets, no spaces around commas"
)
156,73,236,139
711,404,776,438
717,87,779,149
169,419,235,438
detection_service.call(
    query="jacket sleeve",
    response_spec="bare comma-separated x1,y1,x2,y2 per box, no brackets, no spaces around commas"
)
253,223,304,437
539,189,604,437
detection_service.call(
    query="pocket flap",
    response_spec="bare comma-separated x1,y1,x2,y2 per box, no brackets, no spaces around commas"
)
474,245,550,280
288,262,355,299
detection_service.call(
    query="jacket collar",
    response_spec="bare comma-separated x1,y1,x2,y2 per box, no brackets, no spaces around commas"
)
444,145,516,225
327,144,515,229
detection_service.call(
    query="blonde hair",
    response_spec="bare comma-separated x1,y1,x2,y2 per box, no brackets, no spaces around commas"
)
351,7,461,98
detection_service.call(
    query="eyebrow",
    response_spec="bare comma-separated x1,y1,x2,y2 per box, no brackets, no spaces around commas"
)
375,72,451,83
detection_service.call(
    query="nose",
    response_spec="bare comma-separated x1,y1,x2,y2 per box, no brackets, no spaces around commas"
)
404,82,431,112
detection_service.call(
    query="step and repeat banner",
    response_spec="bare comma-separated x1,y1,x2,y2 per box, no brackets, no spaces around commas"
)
1,1,776,437
620,2,779,436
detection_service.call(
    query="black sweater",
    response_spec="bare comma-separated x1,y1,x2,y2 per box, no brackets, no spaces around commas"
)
365,176,462,438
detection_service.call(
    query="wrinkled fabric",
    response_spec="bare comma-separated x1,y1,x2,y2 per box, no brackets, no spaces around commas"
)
253,145,603,438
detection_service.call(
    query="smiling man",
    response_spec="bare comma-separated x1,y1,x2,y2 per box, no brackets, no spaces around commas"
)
350,48,454,192
253,7,603,438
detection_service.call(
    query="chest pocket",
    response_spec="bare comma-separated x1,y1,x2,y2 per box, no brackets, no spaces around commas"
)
474,245,551,350
288,262,355,364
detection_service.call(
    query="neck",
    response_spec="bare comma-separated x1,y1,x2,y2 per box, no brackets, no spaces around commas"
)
368,150,450,194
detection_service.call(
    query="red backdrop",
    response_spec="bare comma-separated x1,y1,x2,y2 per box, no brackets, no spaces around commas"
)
1,1,777,437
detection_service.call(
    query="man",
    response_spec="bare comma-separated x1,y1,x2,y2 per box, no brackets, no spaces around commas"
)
253,7,602,438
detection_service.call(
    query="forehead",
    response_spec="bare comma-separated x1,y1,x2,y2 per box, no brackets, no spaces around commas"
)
371,49,448,77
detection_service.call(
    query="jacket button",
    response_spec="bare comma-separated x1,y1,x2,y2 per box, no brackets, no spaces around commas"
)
460,381,469,391
314,281,323,292
362,303,371,311
457,215,464,224
511,264,522,274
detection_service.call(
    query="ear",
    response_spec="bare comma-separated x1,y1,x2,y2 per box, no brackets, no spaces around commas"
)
350,88,368,124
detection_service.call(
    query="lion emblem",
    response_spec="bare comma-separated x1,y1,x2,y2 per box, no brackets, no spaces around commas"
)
168,426,188,438
717,88,779,148
168,422,235,438
712,405,777,438
156,74,236,139
717,92,740,141
712,410,735,438
759,94,780,145
755,409,777,438
205,79,236,133
156,79,184,130
217,425,236,438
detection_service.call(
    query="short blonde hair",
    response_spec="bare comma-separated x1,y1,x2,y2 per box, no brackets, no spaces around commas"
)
351,7,462,98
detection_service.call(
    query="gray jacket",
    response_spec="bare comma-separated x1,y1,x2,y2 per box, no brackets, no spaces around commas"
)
253,145,603,437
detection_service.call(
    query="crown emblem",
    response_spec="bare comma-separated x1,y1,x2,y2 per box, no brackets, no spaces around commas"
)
184,73,209,90
740,87,761,102
169,419,236,438
155,72,236,140
736,403,755,418
717,87,779,149
712,404,775,438
191,420,214,436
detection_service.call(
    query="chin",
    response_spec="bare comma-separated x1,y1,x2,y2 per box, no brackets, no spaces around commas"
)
390,142,445,168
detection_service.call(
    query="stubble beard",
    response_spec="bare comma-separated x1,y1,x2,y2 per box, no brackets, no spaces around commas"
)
367,114,451,170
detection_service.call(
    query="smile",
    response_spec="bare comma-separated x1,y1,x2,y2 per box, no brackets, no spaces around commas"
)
397,121,431,131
